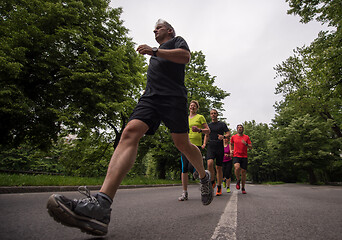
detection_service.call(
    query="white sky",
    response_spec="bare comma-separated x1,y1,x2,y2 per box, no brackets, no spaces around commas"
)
110,0,327,129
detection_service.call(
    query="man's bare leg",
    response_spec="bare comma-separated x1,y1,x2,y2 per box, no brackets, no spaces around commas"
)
216,165,223,186
234,163,241,181
100,120,149,199
241,169,247,189
172,133,206,178
207,159,215,182
234,163,241,190
172,133,213,205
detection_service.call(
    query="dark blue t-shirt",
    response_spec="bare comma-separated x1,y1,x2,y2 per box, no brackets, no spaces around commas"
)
144,36,190,98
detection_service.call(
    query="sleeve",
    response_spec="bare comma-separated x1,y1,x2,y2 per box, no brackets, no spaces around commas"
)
230,135,235,144
199,115,207,125
224,124,229,132
175,36,190,52
246,136,251,144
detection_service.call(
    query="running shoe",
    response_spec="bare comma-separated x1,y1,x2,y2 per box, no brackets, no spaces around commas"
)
227,187,231,193
216,187,222,196
242,188,247,194
222,180,226,188
47,186,112,236
200,170,214,205
178,192,188,201
212,181,216,189
236,180,241,190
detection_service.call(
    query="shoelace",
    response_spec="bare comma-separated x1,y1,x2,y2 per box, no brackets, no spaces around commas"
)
77,186,99,205
201,181,211,195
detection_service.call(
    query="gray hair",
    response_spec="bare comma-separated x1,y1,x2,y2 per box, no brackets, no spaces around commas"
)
155,19,176,38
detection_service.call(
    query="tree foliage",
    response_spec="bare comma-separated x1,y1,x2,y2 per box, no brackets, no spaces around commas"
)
278,0,342,138
0,0,146,149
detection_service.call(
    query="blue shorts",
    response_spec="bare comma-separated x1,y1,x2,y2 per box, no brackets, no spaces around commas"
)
181,146,202,173
129,95,188,135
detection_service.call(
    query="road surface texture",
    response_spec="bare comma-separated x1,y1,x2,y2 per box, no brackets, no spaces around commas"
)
0,184,341,240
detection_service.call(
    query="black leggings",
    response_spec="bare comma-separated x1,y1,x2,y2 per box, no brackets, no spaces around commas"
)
222,160,233,179
181,146,202,173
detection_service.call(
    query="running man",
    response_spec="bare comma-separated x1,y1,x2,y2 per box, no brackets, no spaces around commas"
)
46,19,214,236
230,124,252,194
203,109,230,196
179,100,210,201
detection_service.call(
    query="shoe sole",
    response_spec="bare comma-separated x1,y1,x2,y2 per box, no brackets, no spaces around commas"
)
202,170,214,206
46,194,108,236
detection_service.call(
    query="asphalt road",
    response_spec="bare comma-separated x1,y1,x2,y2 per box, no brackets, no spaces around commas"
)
0,184,341,240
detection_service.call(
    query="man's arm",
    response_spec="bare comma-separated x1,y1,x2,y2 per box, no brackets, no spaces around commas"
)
241,139,252,149
136,44,190,64
202,133,209,149
229,142,234,155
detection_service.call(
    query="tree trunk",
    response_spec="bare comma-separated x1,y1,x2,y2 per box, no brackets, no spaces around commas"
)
307,168,317,185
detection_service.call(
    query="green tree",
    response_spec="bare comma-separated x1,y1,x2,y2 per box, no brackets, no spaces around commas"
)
241,121,272,183
185,51,230,122
278,0,342,138
0,0,146,149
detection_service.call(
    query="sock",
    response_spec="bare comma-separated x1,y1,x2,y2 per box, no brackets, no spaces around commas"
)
200,173,209,183
98,192,113,205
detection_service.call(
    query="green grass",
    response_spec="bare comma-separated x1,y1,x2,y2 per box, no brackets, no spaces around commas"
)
261,181,285,185
0,173,182,187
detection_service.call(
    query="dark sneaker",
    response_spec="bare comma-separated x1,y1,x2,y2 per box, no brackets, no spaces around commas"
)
242,188,247,194
200,170,214,205
178,192,188,201
236,180,241,190
47,186,112,236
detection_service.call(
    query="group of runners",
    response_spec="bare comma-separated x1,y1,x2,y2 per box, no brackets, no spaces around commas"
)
46,19,252,237
179,102,252,202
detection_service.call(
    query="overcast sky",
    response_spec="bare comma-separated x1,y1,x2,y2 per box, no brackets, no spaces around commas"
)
110,0,326,129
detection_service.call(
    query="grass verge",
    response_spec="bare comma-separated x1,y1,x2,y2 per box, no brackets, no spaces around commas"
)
0,173,182,187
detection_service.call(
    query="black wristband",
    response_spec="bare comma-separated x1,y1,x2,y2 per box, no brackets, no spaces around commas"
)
199,129,202,133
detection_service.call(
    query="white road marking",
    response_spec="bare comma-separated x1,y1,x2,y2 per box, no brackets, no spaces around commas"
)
211,191,237,240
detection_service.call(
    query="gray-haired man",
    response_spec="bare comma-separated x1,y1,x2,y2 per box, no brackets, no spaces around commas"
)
46,19,213,236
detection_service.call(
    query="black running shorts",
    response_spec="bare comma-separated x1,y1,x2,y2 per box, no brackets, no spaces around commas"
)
233,157,248,170
206,144,224,167
128,95,188,135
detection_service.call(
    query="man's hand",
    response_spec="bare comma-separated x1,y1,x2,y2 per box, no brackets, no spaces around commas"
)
192,126,200,132
241,139,248,146
218,134,224,140
136,44,153,56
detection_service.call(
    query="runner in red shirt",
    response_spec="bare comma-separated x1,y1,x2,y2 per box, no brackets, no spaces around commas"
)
230,124,252,194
